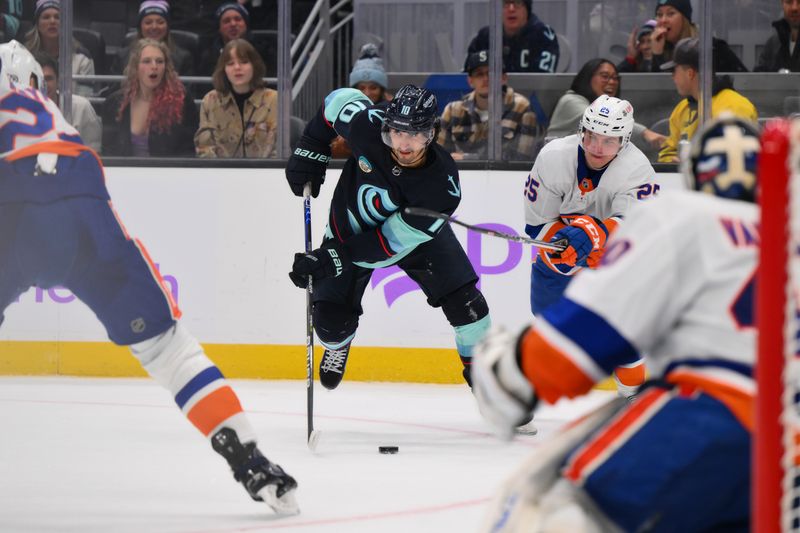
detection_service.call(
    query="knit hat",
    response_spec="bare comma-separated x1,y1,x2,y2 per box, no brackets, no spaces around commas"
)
215,2,250,26
659,37,698,70
655,0,692,22
637,19,657,40
138,0,170,27
349,43,388,88
34,0,59,20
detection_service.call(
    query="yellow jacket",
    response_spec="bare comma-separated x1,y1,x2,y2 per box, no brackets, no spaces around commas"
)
657,88,757,163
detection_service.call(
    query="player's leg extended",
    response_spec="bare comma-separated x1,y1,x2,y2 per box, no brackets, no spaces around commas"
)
63,197,297,513
559,384,750,532
401,225,489,386
310,263,371,390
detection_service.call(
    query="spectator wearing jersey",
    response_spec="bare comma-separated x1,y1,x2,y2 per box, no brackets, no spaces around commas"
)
35,52,102,152
102,39,198,157
658,37,757,162
112,1,195,76
24,0,95,95
467,0,559,73
330,43,392,159
195,39,277,158
198,2,272,77
1,0,22,41
547,58,665,151
755,0,800,72
650,0,746,72
617,19,656,73
437,49,542,160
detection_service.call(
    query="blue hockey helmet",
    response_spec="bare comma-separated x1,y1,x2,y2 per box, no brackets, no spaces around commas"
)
383,84,439,133
685,114,760,203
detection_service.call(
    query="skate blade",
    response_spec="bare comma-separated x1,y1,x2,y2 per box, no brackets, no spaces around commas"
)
515,422,538,436
258,485,300,515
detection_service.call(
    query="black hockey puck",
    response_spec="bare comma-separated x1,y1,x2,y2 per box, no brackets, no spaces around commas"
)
378,446,399,454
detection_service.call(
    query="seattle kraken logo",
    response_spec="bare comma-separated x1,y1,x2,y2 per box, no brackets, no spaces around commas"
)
350,185,399,232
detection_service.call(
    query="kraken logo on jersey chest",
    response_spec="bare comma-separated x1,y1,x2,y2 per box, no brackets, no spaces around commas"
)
358,156,373,173
355,184,399,227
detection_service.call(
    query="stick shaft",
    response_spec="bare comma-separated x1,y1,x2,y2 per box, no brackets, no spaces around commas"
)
303,184,314,443
404,207,567,252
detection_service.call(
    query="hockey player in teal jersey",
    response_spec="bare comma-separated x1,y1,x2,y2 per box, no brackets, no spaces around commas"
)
285,85,491,390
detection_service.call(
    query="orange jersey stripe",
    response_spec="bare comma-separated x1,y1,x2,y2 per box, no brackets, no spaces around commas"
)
666,371,754,431
5,140,93,161
186,386,244,436
564,387,669,484
519,328,596,404
133,238,182,319
614,360,645,387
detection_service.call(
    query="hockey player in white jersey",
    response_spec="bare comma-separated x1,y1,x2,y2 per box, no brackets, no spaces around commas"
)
473,114,761,532
524,95,658,397
0,41,298,514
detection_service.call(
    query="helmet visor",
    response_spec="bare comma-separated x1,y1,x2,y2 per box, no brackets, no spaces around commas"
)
381,124,435,151
580,129,622,157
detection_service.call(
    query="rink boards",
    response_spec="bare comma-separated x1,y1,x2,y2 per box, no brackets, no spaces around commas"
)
0,167,682,382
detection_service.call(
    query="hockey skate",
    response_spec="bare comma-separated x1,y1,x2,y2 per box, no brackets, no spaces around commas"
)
319,342,351,390
211,428,299,515
515,412,538,436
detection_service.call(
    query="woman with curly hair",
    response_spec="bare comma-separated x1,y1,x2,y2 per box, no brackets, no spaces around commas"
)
194,39,277,158
102,39,198,157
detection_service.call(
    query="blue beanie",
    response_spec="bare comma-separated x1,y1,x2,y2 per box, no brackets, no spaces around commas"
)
349,44,388,88
215,2,249,26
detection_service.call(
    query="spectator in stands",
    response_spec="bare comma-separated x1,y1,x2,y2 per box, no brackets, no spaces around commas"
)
658,37,757,162
617,19,656,73
198,3,272,77
437,49,542,161
546,58,665,151
112,1,195,76
467,0,559,73
35,52,102,152
650,0,747,72
102,39,198,157
194,39,277,158
331,43,392,159
755,0,800,72
1,0,22,41
24,0,95,96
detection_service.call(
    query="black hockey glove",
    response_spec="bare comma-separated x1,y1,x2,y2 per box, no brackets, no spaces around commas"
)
285,135,332,198
289,241,350,289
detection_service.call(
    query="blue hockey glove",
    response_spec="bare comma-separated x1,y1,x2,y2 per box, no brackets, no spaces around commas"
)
285,135,331,198
550,215,608,267
289,241,350,288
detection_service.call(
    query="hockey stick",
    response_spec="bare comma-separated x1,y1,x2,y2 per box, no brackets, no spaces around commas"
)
303,184,320,451
403,207,568,252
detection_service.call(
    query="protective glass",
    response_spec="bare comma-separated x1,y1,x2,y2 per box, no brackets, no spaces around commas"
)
580,129,622,156
380,125,435,151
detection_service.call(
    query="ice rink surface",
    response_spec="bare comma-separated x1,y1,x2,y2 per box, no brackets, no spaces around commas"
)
0,377,613,533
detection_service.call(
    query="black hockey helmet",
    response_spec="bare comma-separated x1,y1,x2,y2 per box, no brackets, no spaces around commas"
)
383,84,439,133
684,114,760,203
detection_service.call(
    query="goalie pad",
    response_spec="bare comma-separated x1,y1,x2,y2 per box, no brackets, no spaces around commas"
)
479,397,626,533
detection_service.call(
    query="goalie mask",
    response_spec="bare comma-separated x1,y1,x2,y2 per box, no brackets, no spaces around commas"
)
579,95,635,152
685,114,760,203
0,40,45,94
381,84,439,149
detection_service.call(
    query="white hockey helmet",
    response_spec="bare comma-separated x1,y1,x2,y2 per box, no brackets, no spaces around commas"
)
580,94,635,150
0,40,45,94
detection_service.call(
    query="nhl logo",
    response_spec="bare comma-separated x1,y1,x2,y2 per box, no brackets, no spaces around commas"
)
358,156,373,173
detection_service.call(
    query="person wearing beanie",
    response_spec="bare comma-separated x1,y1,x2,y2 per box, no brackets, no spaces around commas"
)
657,37,757,162
331,43,392,158
650,0,747,72
755,0,800,72
24,0,95,95
112,1,195,76
199,2,272,77
437,49,542,160
467,0,560,73
617,19,656,72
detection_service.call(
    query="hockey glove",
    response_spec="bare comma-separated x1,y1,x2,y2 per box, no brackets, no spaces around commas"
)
289,241,350,289
549,215,608,268
471,325,538,440
285,135,332,198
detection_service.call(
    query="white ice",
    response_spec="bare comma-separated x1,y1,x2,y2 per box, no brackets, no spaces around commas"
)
0,377,613,533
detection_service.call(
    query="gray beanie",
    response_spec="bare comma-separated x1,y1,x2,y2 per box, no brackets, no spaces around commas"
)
349,43,388,88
